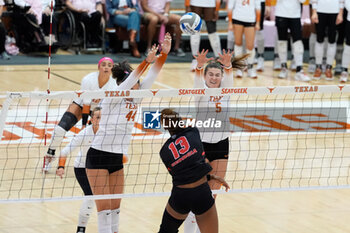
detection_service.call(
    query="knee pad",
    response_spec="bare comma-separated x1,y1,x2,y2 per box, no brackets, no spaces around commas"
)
80,199,94,217
205,20,216,34
293,40,304,54
158,210,184,233
58,111,78,131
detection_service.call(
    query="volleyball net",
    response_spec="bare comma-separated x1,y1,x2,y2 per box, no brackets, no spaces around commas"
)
1,85,350,202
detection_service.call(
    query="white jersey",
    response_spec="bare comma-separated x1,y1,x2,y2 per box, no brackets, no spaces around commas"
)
190,0,215,8
312,0,344,14
75,71,116,108
0,0,4,5
228,0,261,23
60,125,94,168
193,67,233,143
92,55,167,155
275,0,305,18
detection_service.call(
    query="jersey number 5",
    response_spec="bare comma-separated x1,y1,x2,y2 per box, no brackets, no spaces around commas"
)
168,136,190,160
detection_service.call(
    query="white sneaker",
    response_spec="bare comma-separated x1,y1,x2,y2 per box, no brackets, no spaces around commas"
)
278,67,288,79
256,57,264,72
295,71,311,82
308,59,316,73
236,69,243,78
340,71,348,83
273,57,281,71
290,59,296,71
247,68,257,79
191,59,197,72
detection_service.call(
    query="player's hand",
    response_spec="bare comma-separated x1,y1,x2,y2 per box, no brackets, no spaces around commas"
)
56,167,65,179
311,11,319,24
146,44,159,63
193,49,214,69
255,22,260,31
218,49,234,68
161,32,172,54
211,174,230,192
336,13,343,25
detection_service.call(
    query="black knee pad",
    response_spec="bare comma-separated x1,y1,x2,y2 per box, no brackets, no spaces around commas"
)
205,20,217,34
158,210,184,233
58,112,78,131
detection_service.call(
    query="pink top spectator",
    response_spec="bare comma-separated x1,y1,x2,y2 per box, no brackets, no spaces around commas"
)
69,0,101,15
14,0,43,24
143,0,172,14
0,0,4,6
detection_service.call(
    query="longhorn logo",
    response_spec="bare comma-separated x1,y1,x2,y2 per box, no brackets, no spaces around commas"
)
150,90,159,96
338,85,345,91
267,87,276,93
75,91,84,97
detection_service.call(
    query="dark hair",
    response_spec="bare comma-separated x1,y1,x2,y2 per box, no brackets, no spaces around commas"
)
160,108,183,135
91,107,101,117
112,60,133,84
204,60,223,76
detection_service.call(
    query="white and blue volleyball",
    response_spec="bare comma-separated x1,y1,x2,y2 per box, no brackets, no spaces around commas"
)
179,12,202,35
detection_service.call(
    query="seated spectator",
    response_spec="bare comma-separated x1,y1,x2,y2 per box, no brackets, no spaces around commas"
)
141,0,185,56
40,0,57,43
106,0,141,58
65,0,103,47
13,0,46,51
0,0,10,59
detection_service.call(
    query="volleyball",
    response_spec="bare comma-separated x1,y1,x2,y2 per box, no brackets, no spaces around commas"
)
179,12,202,35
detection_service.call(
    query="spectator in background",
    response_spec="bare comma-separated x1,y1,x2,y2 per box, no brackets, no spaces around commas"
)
106,0,141,58
65,0,103,47
141,0,185,56
40,0,57,43
0,0,10,59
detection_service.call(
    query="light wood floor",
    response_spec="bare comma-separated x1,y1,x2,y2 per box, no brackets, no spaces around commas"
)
1,62,350,233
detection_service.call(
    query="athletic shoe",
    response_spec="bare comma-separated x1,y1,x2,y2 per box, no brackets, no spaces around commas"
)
278,67,288,79
191,59,197,72
290,59,296,71
247,68,257,79
273,57,281,71
340,71,348,83
325,68,334,81
0,51,10,60
256,57,264,72
295,71,311,82
334,65,342,76
308,58,316,73
42,149,55,173
236,69,243,78
313,68,322,80
173,48,185,57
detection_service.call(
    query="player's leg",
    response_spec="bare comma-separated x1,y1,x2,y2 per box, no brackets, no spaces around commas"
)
43,102,82,172
204,7,222,58
290,18,310,81
74,167,94,233
244,25,257,79
275,16,289,79
227,29,235,51
195,205,218,233
314,12,327,80
256,1,266,72
335,9,347,76
109,161,124,233
167,14,185,56
233,22,244,78
324,13,338,80
273,33,282,71
341,20,350,82
158,203,187,233
190,6,203,71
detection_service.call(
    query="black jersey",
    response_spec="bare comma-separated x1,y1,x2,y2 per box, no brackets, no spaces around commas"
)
160,127,212,186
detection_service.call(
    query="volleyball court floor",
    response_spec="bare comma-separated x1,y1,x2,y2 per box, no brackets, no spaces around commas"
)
1,61,350,233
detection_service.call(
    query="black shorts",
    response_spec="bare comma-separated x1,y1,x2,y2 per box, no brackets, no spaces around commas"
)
260,2,265,30
190,6,216,22
169,182,215,215
86,147,124,174
74,167,93,195
232,19,255,27
202,137,229,162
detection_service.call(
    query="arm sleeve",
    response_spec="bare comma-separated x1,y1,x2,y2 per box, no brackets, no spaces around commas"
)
60,128,86,157
81,75,93,106
220,67,234,87
193,68,205,88
140,53,168,89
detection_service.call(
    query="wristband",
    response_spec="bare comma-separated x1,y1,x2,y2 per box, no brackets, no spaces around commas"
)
207,174,211,181
224,65,232,69
58,166,65,169
164,13,169,17
82,113,89,126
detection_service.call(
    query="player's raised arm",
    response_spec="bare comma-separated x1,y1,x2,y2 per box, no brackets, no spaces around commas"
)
193,49,214,88
218,49,234,87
